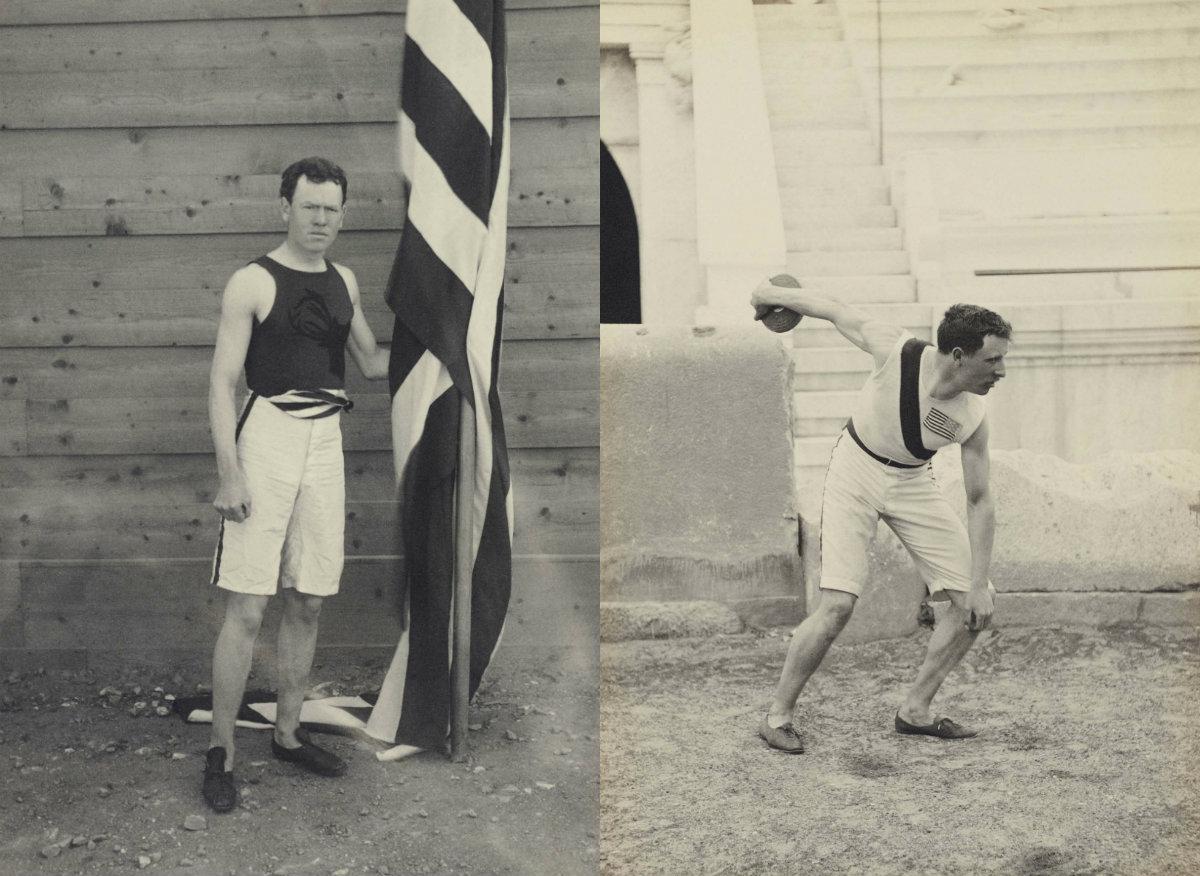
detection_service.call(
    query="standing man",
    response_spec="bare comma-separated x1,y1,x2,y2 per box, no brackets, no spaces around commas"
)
751,277,1011,753
202,157,390,812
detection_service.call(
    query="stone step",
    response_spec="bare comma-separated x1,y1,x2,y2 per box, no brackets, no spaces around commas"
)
762,80,863,105
875,88,1200,126
951,269,1200,302
761,43,853,69
756,2,840,20
869,57,1200,99
766,104,871,128
846,27,1200,66
839,0,1200,11
775,163,888,191
839,3,1200,39
757,25,844,43
794,434,840,470
786,249,911,276
781,204,897,227
785,225,903,252
874,95,1200,135
779,179,890,205
880,125,1200,164
790,304,934,347
763,65,860,90
792,390,858,437
772,130,880,165
782,274,916,303
793,347,873,391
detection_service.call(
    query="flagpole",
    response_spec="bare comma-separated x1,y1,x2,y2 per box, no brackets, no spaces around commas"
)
450,392,476,761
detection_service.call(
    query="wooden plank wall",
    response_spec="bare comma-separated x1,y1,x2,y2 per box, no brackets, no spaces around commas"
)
0,0,600,660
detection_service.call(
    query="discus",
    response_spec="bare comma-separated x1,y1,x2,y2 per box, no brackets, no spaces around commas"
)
753,274,803,333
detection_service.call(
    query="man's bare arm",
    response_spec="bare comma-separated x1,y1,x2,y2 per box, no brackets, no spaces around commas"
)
750,275,901,367
337,264,389,380
208,269,259,522
959,416,996,630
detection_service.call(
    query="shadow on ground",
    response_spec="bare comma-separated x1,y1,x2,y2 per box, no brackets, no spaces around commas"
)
0,644,598,875
601,625,1200,875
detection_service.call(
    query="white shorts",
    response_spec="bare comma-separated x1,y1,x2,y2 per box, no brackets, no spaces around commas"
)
819,430,986,599
210,395,345,597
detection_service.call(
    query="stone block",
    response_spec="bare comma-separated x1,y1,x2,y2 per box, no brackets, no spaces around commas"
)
1138,593,1200,628
601,325,802,621
600,601,744,642
997,592,1142,627
932,448,1200,593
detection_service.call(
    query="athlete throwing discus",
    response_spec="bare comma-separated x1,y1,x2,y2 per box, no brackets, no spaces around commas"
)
749,276,1011,753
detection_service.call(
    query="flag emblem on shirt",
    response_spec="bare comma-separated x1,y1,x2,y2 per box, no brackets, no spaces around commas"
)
924,407,961,442
365,0,513,750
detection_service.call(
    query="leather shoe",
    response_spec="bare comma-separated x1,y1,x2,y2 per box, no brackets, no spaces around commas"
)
271,728,347,777
202,747,237,813
758,716,805,753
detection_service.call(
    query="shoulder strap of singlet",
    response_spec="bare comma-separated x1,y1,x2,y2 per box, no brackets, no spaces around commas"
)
899,337,934,461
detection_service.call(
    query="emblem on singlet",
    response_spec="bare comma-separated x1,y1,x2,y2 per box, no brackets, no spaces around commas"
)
289,288,346,373
924,407,960,442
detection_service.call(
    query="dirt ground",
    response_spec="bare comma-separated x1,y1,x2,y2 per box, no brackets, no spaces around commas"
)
0,644,598,875
601,625,1200,876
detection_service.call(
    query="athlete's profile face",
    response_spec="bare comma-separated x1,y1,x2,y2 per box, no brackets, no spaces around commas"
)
959,334,1009,394
282,176,346,254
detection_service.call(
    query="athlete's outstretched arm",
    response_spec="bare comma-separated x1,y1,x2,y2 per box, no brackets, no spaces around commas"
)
750,275,901,366
960,416,996,631
337,264,389,380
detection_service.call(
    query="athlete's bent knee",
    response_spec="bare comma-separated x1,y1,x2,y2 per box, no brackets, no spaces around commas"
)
816,590,857,630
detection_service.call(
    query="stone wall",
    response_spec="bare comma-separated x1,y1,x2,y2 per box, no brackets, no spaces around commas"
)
601,324,802,626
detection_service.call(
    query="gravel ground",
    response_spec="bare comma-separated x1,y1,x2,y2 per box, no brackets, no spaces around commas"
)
0,644,598,875
601,625,1200,875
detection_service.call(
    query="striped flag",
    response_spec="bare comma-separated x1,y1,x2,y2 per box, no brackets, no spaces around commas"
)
365,0,513,751
924,407,961,442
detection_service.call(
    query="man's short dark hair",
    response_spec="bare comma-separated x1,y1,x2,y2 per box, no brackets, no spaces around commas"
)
280,157,348,204
937,304,1012,355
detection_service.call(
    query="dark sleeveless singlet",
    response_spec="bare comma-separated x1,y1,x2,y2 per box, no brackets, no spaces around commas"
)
243,256,354,397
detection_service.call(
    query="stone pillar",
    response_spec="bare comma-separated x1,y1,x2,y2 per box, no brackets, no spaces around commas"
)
689,0,786,322
630,41,702,325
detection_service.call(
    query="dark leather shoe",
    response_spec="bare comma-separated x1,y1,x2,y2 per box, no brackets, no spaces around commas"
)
758,716,805,753
271,728,347,777
202,746,237,813
895,712,978,739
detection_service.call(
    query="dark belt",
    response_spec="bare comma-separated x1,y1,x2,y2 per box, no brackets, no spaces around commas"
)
845,420,924,469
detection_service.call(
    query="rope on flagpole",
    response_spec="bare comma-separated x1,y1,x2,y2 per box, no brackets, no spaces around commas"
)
450,392,476,761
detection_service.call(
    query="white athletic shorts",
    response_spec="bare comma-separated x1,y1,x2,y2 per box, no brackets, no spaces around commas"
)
210,394,345,597
819,430,988,600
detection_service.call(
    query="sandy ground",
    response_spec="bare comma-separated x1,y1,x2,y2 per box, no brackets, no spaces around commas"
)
601,625,1200,876
0,644,598,875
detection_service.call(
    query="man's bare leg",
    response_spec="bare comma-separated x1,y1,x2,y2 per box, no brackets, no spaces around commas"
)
899,590,979,726
210,593,270,770
767,589,857,727
274,589,323,747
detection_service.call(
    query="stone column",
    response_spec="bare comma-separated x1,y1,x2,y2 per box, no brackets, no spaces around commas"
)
630,40,702,325
689,0,786,323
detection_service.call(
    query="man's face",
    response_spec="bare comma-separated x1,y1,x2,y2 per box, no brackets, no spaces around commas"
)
282,175,346,255
957,334,1009,395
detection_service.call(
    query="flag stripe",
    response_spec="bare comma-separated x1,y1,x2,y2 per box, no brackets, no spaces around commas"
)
392,224,476,392
449,0,494,48
402,127,489,293
406,0,494,138
401,39,494,223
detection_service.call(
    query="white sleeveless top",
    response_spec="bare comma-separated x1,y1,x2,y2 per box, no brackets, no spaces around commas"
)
849,332,986,465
